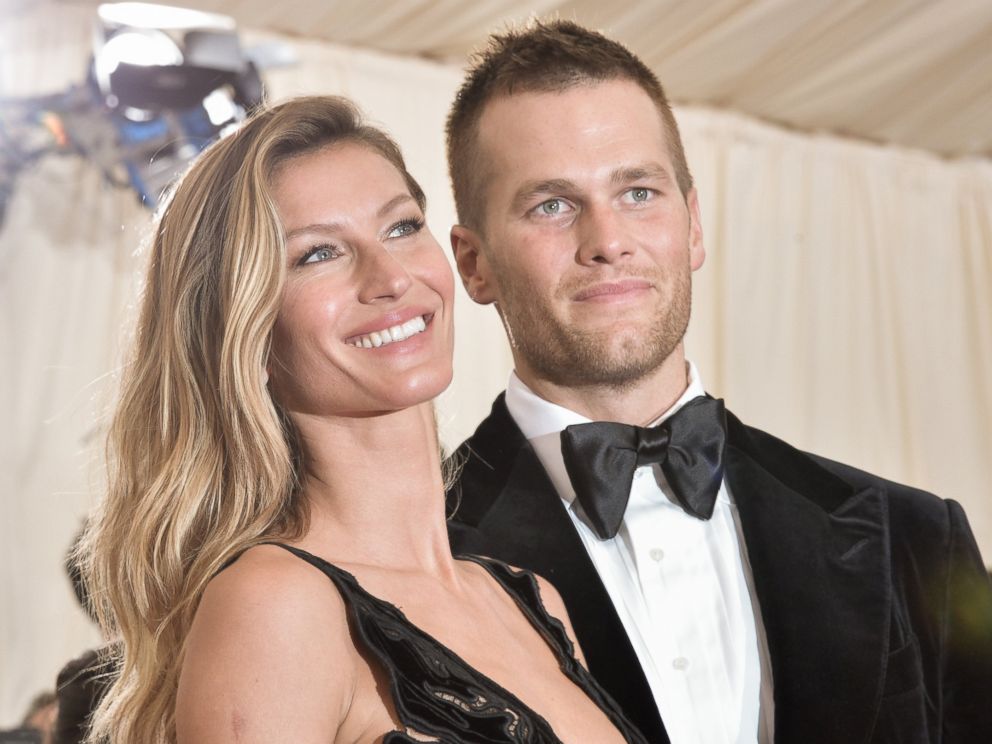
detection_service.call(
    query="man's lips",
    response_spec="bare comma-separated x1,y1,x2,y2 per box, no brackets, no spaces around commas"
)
572,278,653,301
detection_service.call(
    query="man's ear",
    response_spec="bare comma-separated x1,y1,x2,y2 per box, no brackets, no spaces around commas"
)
450,224,498,304
686,187,706,272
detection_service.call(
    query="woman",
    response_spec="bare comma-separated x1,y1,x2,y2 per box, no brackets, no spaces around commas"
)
82,96,646,744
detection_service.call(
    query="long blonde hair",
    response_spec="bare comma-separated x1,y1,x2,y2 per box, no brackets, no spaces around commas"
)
81,96,426,744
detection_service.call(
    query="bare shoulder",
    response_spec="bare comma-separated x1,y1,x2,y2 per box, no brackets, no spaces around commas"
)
176,544,355,743
198,543,345,617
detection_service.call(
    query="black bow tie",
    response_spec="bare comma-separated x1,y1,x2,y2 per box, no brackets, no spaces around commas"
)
560,396,727,540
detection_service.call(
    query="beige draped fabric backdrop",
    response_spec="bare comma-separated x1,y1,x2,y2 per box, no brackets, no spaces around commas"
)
2,4,990,725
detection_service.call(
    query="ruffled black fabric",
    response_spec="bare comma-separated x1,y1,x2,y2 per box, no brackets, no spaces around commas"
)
272,543,647,744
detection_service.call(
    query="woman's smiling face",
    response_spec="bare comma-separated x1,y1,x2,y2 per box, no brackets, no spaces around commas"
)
268,142,454,417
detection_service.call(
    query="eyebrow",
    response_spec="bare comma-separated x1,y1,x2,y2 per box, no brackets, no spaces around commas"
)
376,193,416,218
510,178,578,212
510,164,674,211
610,163,673,185
283,193,416,241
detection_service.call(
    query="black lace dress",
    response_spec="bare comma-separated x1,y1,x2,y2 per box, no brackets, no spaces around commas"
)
270,543,648,744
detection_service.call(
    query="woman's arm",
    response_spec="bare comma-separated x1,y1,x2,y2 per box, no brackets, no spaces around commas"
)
175,545,355,743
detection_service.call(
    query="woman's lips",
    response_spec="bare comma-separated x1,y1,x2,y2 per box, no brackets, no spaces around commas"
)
345,313,433,348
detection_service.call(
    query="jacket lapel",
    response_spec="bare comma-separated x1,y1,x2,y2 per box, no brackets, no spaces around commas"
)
725,413,890,743
449,395,670,744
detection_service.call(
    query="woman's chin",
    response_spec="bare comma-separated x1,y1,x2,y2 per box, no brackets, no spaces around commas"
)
384,368,454,411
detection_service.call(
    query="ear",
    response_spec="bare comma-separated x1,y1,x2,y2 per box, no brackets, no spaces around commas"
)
686,188,706,271
450,224,498,304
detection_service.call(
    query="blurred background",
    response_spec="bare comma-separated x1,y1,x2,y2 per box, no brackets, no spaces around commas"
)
2,0,990,731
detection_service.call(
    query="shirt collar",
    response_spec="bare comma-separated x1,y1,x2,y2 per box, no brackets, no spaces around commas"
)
504,361,709,509
505,360,707,438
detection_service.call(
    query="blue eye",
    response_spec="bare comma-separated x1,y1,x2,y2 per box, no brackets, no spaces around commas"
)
630,188,650,202
533,198,573,217
299,244,339,265
386,218,425,239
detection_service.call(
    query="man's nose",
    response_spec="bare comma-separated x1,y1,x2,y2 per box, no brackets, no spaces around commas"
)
356,242,413,303
575,204,631,265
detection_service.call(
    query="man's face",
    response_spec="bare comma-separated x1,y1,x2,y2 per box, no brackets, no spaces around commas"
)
453,79,704,391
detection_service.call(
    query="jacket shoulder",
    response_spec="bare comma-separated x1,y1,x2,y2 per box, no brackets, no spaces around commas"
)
728,409,959,537
445,393,527,527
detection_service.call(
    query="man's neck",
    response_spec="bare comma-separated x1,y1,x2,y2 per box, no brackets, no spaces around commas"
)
515,347,691,426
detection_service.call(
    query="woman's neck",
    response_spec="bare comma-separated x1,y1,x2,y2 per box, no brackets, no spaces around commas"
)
288,402,456,577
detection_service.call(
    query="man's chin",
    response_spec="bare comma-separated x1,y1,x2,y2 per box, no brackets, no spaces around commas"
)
508,308,684,386
531,345,665,390
584,324,660,356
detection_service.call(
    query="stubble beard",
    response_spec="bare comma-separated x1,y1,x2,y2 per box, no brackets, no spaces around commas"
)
498,267,693,393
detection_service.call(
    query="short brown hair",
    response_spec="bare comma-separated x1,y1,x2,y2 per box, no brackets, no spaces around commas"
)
446,19,693,230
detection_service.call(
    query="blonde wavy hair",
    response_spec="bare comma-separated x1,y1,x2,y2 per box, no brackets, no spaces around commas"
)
80,96,427,744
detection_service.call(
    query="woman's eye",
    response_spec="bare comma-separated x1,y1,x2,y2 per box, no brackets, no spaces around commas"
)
386,218,424,239
300,245,338,265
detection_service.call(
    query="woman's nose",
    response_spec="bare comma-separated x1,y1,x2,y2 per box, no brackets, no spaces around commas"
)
356,242,413,303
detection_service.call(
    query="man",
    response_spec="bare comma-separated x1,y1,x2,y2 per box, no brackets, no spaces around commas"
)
444,19,992,744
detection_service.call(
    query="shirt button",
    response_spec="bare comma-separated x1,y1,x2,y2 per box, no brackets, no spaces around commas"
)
672,657,690,671
649,548,665,562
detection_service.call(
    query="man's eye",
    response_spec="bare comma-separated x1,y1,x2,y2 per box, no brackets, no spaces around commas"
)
535,198,571,216
629,188,651,202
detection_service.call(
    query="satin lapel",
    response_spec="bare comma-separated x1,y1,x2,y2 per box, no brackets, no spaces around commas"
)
725,429,891,743
452,396,669,744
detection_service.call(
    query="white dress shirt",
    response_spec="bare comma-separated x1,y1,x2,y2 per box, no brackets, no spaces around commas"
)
504,363,774,744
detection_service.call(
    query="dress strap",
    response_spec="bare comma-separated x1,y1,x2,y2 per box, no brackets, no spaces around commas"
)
455,555,583,674
457,555,649,744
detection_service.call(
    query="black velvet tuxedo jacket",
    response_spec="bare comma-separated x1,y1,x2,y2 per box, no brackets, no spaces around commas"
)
446,394,992,744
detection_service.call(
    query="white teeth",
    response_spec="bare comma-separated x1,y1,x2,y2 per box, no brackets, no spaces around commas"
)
347,315,429,348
